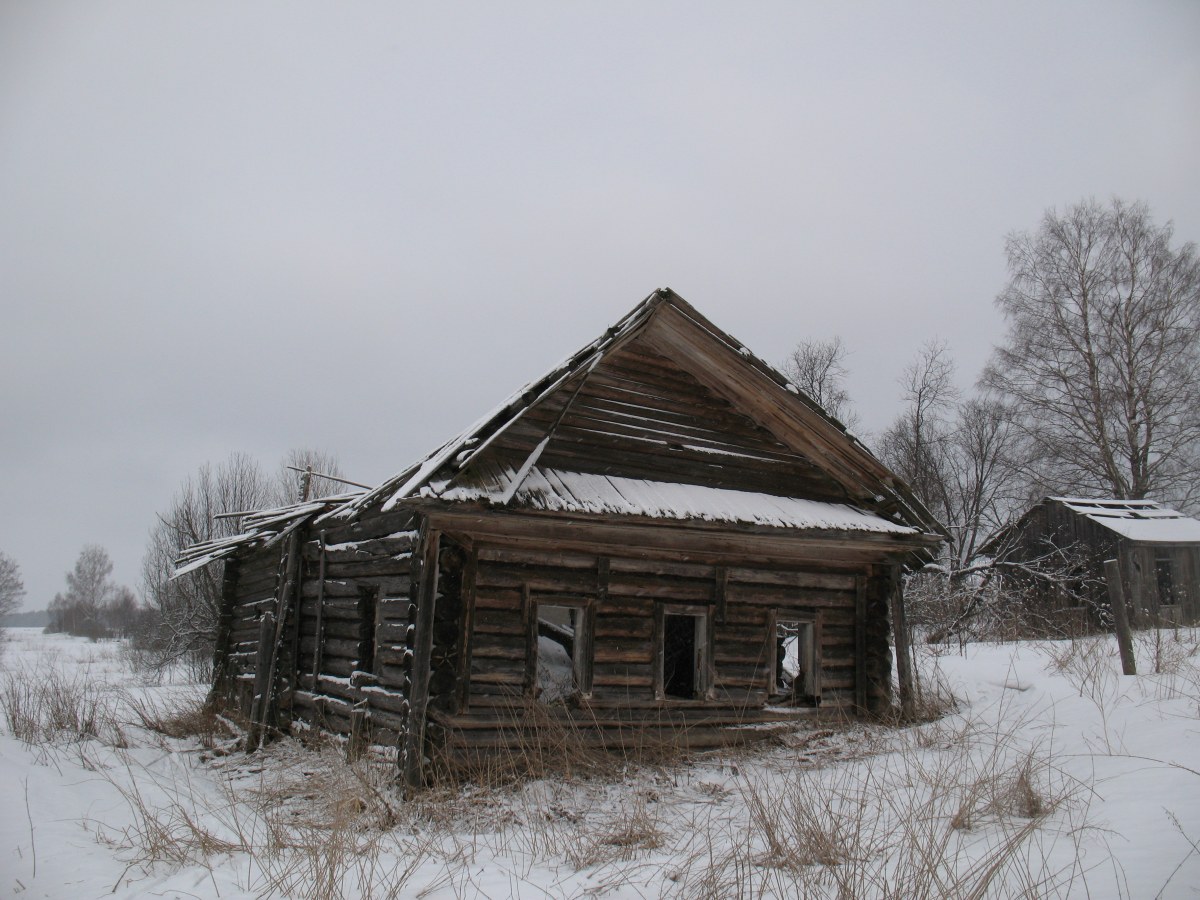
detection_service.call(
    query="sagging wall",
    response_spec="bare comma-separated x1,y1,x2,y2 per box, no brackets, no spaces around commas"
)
213,507,419,746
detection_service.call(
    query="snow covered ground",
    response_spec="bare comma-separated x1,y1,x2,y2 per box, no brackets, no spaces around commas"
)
3,626,1200,898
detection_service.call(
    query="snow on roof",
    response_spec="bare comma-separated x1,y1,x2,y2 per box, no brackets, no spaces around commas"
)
319,289,941,539
321,292,661,525
1054,498,1200,544
173,491,364,577
429,466,919,535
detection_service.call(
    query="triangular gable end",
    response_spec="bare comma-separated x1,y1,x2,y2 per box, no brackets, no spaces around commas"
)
329,289,941,536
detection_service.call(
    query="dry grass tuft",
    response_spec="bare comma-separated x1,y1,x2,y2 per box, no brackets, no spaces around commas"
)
0,666,121,745
126,693,237,750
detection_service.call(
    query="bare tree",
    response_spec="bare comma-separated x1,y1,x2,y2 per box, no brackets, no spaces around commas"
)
982,198,1200,510
877,340,958,519
939,399,1023,567
141,448,351,667
141,452,274,665
103,585,141,639
47,546,116,638
782,336,859,429
0,551,25,636
878,346,1033,642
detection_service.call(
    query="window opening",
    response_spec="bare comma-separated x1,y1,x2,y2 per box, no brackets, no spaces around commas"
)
1156,556,1176,606
772,619,817,706
663,613,706,699
536,604,583,702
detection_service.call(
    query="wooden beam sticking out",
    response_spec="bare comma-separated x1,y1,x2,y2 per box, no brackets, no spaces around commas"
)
1104,559,1137,676
402,523,441,788
250,524,304,749
246,612,275,749
522,584,537,696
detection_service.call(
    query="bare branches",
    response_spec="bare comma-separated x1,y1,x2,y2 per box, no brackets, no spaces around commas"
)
275,448,350,505
782,336,859,429
982,198,1200,510
140,449,351,669
0,551,25,622
141,453,274,667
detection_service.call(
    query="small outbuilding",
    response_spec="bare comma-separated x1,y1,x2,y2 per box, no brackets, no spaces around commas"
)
985,497,1200,628
178,289,943,783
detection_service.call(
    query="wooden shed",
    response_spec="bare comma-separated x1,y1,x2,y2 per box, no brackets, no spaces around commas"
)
986,497,1200,628
178,289,943,783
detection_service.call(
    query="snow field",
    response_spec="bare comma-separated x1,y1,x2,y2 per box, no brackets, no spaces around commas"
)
3,626,1200,898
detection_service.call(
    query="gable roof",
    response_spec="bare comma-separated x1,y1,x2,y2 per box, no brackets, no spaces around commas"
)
324,288,943,538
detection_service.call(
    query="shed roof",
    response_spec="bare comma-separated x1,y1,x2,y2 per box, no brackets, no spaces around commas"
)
1053,498,1200,544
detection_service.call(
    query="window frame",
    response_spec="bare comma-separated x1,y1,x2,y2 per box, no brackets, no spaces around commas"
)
767,610,822,707
525,592,595,702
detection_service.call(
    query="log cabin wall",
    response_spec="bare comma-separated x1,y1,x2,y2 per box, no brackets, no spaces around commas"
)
214,541,284,716
212,507,420,745
287,509,417,746
421,521,901,762
1117,542,1200,625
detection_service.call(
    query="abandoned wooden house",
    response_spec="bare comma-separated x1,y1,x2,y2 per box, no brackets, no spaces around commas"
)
176,289,944,783
985,497,1200,629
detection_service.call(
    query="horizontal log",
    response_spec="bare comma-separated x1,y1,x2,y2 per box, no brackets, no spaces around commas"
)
322,557,413,579
728,568,857,591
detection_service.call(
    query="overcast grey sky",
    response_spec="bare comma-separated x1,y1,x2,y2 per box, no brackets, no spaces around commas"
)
2,1,1198,610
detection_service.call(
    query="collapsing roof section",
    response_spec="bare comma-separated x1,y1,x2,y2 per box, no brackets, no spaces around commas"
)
173,493,363,577
327,288,944,539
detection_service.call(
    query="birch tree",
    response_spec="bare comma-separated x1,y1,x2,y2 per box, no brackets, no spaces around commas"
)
982,199,1200,509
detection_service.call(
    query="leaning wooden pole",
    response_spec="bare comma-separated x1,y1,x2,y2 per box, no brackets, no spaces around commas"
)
1104,559,1137,676
250,525,304,749
402,522,441,789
